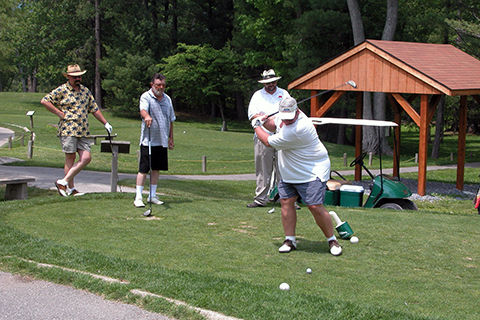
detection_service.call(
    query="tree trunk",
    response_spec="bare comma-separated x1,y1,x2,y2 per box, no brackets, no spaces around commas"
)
219,98,228,131
347,0,378,152
235,91,246,120
346,0,365,45
94,0,102,108
431,95,445,158
27,69,37,92
375,0,397,154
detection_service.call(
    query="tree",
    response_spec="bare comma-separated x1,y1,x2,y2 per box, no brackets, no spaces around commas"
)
347,0,398,153
159,43,243,126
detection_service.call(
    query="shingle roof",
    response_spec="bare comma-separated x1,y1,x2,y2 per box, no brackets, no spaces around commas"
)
367,39,480,91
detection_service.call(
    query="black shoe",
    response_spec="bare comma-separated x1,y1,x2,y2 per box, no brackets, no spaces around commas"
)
246,202,265,208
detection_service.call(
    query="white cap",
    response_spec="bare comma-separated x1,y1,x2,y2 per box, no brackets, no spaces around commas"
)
278,97,298,120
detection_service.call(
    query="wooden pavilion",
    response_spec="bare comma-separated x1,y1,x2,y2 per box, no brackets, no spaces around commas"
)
288,39,480,196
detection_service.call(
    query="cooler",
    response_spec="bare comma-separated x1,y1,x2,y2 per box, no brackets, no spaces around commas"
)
339,185,364,207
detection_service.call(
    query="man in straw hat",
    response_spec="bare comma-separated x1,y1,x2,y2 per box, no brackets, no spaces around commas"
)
246,69,290,208
41,64,113,197
250,97,342,256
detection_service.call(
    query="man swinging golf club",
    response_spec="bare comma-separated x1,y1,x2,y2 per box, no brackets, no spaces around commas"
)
134,73,175,210
251,97,342,256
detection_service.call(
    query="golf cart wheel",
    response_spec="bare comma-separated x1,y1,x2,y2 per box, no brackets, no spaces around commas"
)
396,199,418,211
379,202,403,210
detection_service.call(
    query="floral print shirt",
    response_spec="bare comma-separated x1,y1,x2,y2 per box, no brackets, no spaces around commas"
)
42,82,99,137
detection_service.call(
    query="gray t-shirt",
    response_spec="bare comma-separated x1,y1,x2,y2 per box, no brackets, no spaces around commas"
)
139,89,176,147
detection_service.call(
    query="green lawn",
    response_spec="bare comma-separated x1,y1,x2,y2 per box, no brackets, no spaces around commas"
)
1,92,480,319
1,181,479,320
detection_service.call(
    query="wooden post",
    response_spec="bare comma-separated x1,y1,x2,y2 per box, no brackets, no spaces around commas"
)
27,140,33,159
8,136,12,149
110,145,119,192
456,96,467,191
202,155,207,172
415,153,418,163
343,153,347,167
354,92,363,181
368,152,373,166
417,95,429,196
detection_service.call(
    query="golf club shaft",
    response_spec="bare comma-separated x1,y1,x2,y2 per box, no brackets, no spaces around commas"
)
148,125,152,213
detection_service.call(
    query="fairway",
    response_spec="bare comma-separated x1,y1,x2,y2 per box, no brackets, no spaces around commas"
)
1,180,479,320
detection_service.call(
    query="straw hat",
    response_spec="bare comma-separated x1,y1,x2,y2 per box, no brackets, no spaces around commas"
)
63,64,87,77
258,69,281,84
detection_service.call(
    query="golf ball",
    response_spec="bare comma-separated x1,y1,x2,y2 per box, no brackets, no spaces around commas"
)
183,130,186,134
350,236,359,244
279,282,290,290
306,268,312,274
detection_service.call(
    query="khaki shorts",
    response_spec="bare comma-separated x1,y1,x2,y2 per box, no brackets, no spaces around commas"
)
59,136,92,153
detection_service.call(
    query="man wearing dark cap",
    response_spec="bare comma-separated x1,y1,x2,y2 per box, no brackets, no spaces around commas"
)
247,69,290,208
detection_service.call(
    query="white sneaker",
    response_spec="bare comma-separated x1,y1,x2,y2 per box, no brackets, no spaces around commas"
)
278,240,297,253
329,240,342,256
67,188,85,197
134,199,145,208
147,196,164,205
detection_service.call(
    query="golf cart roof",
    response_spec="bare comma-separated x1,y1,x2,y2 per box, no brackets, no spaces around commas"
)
310,117,398,127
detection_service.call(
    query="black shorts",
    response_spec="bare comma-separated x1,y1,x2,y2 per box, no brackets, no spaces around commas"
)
138,145,168,173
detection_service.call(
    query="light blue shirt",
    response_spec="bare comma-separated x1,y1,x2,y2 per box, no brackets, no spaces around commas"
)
139,89,176,147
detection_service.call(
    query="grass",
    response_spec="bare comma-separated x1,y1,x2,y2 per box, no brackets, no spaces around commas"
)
1,181,479,320
1,92,480,319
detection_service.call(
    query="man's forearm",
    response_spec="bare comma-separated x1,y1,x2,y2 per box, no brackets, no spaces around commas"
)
41,99,64,119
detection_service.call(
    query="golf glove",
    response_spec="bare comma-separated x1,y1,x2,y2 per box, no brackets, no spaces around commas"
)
104,122,113,134
251,117,265,129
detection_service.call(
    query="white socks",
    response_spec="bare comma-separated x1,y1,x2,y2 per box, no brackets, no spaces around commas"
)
150,184,157,197
327,235,337,242
136,185,157,199
135,185,144,200
285,236,297,247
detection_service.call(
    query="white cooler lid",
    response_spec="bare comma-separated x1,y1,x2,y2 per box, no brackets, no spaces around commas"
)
339,185,364,192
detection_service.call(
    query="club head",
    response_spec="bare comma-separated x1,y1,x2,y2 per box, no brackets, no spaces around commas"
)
346,80,357,88
143,209,152,217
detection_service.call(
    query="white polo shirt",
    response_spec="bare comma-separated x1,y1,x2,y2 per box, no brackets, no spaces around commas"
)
268,113,330,183
248,87,290,134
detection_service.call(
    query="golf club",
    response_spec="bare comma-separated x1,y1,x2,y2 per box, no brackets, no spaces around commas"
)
266,80,357,118
143,125,153,217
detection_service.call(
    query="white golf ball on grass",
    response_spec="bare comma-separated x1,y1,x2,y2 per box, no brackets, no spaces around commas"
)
350,236,359,244
279,282,290,290
306,268,312,274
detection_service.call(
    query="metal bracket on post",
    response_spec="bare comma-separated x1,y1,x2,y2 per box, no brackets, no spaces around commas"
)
100,140,130,192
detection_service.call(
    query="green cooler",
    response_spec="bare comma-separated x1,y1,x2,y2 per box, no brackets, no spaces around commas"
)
339,185,364,207
324,189,340,206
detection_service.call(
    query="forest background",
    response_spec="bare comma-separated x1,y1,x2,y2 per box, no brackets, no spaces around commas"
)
1,0,479,152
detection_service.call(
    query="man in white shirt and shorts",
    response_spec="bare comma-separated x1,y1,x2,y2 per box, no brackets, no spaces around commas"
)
250,97,342,256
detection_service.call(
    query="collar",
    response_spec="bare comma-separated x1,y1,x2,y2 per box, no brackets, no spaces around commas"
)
65,82,82,92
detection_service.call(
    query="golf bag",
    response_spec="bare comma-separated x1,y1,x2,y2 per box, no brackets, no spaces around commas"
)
474,185,480,215
267,158,279,202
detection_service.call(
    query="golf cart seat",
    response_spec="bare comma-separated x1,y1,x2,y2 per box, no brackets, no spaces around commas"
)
327,170,352,191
